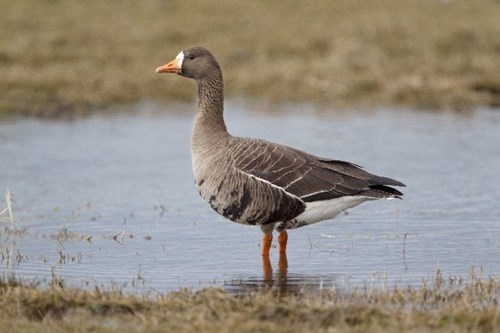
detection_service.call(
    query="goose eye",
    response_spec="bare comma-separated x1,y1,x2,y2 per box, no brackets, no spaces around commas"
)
187,54,194,60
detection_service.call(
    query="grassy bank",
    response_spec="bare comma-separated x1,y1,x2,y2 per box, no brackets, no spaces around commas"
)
1,0,499,117
0,270,498,333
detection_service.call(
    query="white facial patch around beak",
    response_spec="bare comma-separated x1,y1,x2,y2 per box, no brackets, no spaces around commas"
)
176,51,185,69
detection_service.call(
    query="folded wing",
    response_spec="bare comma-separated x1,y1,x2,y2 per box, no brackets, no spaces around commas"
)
229,137,405,203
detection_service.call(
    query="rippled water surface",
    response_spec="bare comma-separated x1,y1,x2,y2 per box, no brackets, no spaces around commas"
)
1,102,499,293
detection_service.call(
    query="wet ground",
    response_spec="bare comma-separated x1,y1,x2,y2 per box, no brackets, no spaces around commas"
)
1,102,499,294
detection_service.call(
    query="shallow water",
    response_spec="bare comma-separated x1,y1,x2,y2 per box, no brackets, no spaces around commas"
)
1,102,499,294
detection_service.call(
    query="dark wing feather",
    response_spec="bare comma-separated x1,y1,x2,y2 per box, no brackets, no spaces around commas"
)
229,137,405,202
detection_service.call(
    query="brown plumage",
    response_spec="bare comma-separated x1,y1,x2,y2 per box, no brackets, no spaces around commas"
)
156,46,405,256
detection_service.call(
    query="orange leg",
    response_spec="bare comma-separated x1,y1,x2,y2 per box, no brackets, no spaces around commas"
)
262,255,272,281
262,232,273,256
278,251,288,276
278,230,288,255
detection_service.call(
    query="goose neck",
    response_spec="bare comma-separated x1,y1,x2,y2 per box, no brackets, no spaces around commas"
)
194,76,227,134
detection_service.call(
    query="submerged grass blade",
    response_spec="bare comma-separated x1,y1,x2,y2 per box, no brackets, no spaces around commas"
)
1,189,15,228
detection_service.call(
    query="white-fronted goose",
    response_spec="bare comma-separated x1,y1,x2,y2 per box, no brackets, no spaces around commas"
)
156,46,405,257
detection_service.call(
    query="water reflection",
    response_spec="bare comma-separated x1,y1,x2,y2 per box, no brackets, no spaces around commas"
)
224,255,343,295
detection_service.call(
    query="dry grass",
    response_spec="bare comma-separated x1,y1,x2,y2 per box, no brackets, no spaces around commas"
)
1,0,499,117
0,269,498,333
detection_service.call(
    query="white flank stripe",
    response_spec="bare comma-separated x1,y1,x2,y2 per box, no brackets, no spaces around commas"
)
240,170,303,201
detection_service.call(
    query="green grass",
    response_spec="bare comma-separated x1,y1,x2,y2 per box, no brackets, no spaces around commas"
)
0,269,498,332
1,0,499,117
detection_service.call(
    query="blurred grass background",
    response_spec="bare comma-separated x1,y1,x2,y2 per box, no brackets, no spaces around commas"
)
1,0,499,117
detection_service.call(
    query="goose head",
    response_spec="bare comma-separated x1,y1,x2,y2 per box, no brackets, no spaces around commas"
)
156,46,219,80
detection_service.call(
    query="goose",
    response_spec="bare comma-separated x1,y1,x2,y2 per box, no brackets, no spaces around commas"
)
156,46,405,257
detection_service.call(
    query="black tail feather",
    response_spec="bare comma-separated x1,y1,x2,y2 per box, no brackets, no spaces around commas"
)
366,184,404,198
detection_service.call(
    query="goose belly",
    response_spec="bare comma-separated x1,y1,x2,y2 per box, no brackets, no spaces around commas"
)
194,170,304,226
282,196,376,230
196,178,252,225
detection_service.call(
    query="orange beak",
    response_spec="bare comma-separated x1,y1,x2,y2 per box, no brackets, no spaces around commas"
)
155,58,182,74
